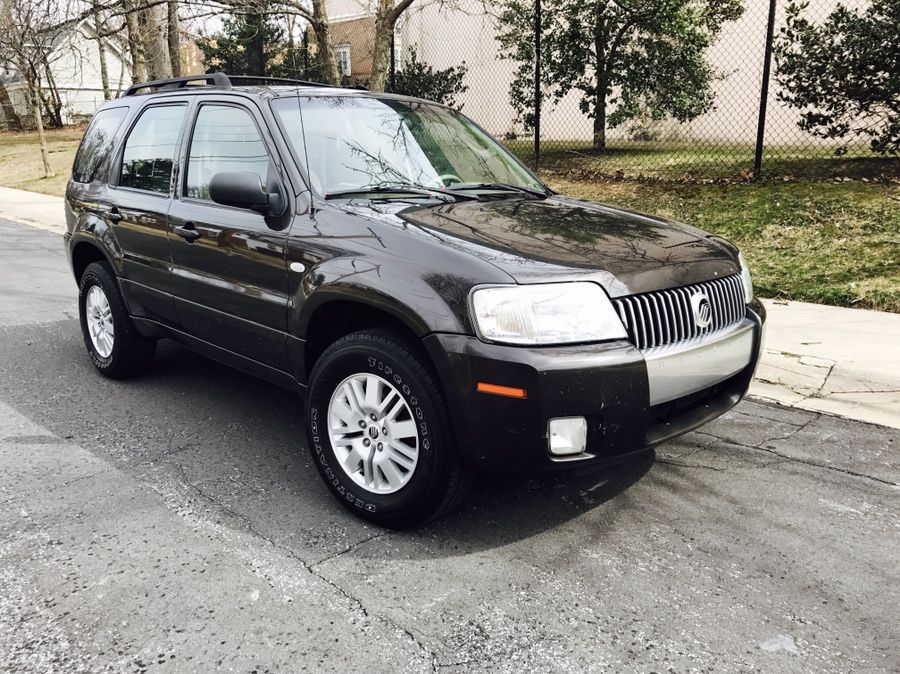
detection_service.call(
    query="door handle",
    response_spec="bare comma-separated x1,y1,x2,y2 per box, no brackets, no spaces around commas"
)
105,207,123,223
174,223,201,243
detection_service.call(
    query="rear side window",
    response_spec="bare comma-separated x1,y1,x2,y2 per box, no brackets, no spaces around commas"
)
119,104,186,194
185,105,270,201
72,107,127,183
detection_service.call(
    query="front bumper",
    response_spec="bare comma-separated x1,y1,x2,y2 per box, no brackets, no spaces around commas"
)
423,300,765,474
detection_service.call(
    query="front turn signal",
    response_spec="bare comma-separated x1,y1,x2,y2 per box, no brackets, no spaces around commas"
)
476,382,528,399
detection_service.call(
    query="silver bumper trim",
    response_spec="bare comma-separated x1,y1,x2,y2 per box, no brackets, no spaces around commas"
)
644,318,755,405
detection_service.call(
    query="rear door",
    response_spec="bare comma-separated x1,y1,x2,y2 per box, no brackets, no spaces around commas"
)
167,100,292,371
105,101,189,326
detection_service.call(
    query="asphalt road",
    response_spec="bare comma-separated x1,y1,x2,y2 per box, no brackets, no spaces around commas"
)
1,217,898,673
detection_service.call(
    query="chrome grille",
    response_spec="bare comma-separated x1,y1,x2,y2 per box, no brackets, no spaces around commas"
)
614,275,746,350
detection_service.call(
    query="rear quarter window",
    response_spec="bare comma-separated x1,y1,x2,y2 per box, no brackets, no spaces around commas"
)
72,107,128,183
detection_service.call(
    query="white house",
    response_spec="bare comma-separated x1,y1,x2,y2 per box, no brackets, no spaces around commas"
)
0,18,131,129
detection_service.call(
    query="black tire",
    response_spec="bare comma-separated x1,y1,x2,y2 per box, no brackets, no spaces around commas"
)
78,261,156,379
306,328,471,528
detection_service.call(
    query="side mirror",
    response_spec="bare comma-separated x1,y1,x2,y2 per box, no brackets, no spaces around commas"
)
208,171,285,217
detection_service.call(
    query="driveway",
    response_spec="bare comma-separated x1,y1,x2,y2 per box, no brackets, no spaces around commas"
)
1,217,897,673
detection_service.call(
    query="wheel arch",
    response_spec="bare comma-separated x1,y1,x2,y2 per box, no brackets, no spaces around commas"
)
71,239,115,282
299,294,434,383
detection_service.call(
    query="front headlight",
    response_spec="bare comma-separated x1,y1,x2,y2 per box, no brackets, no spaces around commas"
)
470,282,627,345
738,251,753,302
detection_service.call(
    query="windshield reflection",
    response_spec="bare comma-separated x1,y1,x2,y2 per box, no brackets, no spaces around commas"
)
272,96,545,198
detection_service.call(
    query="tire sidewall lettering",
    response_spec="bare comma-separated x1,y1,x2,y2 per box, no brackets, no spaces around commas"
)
308,350,434,516
79,272,115,370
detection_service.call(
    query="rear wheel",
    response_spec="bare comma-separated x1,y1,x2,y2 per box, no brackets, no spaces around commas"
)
306,328,470,528
78,261,156,378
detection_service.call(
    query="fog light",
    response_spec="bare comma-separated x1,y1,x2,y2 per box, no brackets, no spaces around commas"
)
548,417,587,456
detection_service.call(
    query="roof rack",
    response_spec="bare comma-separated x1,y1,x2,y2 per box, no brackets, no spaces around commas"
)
123,72,231,96
122,72,337,97
225,75,336,88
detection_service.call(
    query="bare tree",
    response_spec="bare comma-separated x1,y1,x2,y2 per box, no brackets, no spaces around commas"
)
307,0,339,85
123,0,147,81
101,0,338,85
92,0,112,99
0,0,71,177
167,0,181,76
197,0,339,84
40,56,64,126
138,1,172,79
368,0,414,92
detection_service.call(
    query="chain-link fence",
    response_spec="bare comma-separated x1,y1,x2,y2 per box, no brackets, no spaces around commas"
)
327,0,897,181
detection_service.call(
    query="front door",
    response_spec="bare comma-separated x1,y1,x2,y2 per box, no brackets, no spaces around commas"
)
106,102,189,326
167,101,291,371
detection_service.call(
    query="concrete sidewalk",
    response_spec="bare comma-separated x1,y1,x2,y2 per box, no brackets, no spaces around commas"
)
1,185,897,429
0,187,67,234
749,301,900,428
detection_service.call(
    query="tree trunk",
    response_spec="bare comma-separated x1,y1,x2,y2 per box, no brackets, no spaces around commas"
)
139,3,172,80
0,82,22,130
114,59,126,97
248,13,266,75
28,78,54,178
310,0,339,85
592,13,607,150
369,0,394,92
167,0,181,77
125,1,147,83
593,87,606,149
40,59,63,127
93,3,111,99
97,33,112,100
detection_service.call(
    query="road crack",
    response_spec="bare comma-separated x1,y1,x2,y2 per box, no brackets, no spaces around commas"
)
310,531,388,569
167,462,439,671
0,468,116,506
671,414,898,487
655,457,727,472
750,446,899,487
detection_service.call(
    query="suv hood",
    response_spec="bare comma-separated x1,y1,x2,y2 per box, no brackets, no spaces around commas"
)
336,195,739,298
392,195,739,297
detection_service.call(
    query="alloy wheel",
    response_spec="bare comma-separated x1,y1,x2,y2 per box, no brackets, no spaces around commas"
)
327,373,420,494
85,284,115,358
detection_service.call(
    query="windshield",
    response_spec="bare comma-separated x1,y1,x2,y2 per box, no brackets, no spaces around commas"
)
271,96,545,197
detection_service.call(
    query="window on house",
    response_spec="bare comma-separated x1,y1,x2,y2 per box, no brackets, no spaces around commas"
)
336,45,352,77
119,104,186,194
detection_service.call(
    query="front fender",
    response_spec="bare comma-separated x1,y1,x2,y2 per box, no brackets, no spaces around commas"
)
290,254,473,339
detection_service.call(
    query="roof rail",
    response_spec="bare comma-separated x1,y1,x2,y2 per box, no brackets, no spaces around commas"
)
123,72,231,97
122,72,339,97
225,75,336,88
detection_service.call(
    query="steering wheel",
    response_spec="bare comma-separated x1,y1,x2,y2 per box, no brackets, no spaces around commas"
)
439,173,464,186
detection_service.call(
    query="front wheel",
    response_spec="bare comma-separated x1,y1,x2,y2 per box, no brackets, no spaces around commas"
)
78,261,156,378
306,329,470,528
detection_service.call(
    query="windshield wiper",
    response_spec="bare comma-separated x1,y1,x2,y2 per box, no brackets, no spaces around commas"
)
447,182,549,198
325,182,476,202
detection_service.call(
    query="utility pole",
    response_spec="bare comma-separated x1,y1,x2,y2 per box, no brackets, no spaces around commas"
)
390,31,396,91
533,0,541,171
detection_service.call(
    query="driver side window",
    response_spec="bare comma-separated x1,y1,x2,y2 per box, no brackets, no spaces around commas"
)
186,105,270,201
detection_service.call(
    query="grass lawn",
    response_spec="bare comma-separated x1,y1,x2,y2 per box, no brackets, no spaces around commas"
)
508,139,900,182
1,127,897,312
0,126,84,196
548,177,900,313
